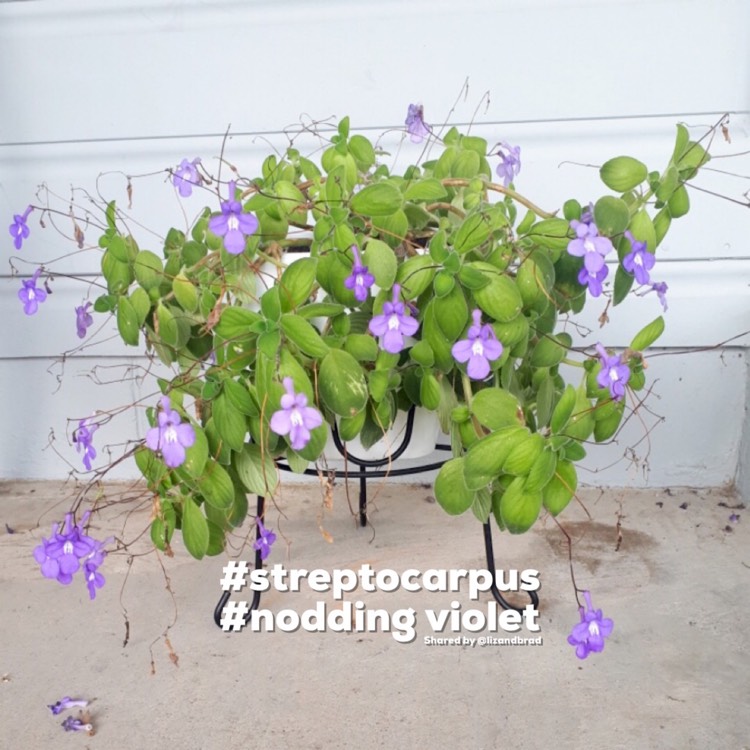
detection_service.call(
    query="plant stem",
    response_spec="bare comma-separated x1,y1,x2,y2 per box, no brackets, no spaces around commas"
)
441,179,557,219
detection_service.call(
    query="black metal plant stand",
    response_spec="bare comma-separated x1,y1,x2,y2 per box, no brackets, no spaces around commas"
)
214,406,539,628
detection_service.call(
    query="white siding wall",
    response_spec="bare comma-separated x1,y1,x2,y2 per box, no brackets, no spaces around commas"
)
1,0,749,484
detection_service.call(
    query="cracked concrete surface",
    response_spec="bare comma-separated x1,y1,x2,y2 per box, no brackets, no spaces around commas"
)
0,481,748,749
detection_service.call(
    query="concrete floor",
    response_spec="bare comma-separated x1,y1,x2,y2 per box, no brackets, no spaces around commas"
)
0,479,748,749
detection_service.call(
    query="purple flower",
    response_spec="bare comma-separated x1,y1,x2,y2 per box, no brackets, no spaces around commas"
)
269,377,323,451
18,268,47,315
577,264,609,298
208,181,259,255
145,396,196,468
567,590,614,659
622,231,655,285
73,419,97,471
75,302,94,339
253,519,277,561
405,104,430,144
61,716,93,733
648,281,669,312
33,512,108,594
567,220,614,273
729,513,740,523
580,202,595,224
344,245,375,302
9,205,33,250
368,284,420,354
494,142,522,187
451,309,503,380
595,343,630,401
172,157,202,197
48,697,88,716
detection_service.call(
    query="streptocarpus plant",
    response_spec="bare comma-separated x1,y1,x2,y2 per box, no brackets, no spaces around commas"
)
13,107,717,656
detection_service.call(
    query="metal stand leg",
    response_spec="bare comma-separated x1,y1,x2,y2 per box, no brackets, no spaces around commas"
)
214,495,265,628
358,470,367,528
483,520,539,611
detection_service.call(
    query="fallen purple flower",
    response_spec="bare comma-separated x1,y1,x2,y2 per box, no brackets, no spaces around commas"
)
48,697,89,716
61,716,93,733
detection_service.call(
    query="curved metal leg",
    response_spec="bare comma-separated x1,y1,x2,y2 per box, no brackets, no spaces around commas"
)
214,495,265,629
483,521,540,611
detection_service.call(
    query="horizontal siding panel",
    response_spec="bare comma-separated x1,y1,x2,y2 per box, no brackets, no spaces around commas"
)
0,0,748,143
3,116,748,278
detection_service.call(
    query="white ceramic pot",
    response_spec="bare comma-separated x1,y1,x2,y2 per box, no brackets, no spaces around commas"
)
323,407,441,462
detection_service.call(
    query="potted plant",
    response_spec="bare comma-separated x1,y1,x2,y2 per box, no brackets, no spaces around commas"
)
16,104,716,659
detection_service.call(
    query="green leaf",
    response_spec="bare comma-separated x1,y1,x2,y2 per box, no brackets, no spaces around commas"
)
594,196,630,236
396,254,436,298
117,297,140,346
344,333,379,362
350,182,403,217
319,348,368,417
434,285,468,341
551,385,576,433
463,427,527,489
279,257,318,311
543,461,577,515
234,444,278,495
197,461,235,510
453,212,490,254
261,286,282,322
94,294,117,313
434,457,475,515
133,250,163,291
362,239,397,289
613,265,635,306
215,307,262,339
181,497,209,559
600,156,648,192
499,477,543,534
223,379,258,416
213,391,247,451
628,210,657,253
349,135,375,169
524,218,572,251
101,249,133,294
472,264,523,322
298,302,347,319
630,316,665,351
471,487,492,523
280,315,329,358
471,388,523,430
668,185,690,218
530,334,566,368
129,287,150,325
182,425,209,478
173,272,199,312
403,178,448,202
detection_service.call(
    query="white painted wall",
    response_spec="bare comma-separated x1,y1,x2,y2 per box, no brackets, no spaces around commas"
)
1,0,749,485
